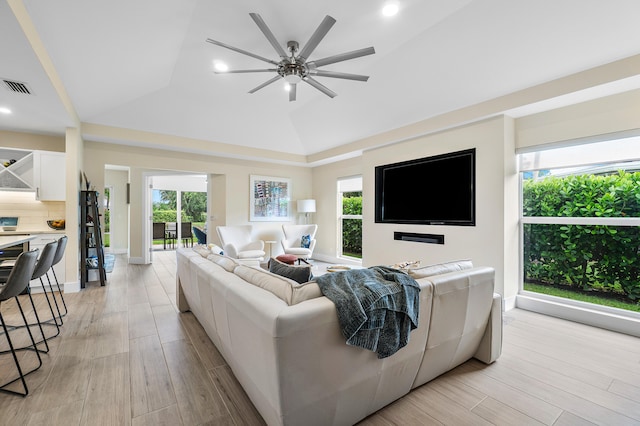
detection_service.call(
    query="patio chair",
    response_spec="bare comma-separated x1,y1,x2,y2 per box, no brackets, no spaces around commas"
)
181,222,194,247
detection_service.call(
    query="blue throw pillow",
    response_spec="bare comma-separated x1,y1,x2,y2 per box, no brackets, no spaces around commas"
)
300,234,311,249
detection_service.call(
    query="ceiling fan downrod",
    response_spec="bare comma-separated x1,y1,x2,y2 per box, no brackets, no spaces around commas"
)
279,41,306,84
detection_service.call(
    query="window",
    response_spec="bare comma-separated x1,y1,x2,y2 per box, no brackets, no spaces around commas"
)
520,137,640,314
338,176,362,260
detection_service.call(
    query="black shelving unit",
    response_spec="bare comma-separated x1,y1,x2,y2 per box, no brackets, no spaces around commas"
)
80,190,106,288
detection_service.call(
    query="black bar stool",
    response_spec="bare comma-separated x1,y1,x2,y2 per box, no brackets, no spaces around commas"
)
31,240,63,332
46,235,68,316
0,249,41,396
0,240,60,353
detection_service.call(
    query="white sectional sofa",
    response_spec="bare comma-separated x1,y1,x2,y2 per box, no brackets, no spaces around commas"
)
176,247,502,426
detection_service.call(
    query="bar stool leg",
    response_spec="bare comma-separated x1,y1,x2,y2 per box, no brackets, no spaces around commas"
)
38,276,62,336
0,288,52,354
49,268,68,317
0,298,43,396
43,273,64,326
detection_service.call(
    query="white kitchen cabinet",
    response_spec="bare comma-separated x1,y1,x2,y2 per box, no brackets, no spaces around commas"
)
0,148,66,200
34,151,66,201
29,233,66,291
0,148,34,190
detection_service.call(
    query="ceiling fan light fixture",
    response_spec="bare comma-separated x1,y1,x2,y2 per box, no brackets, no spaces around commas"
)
284,74,302,84
213,61,228,72
382,2,399,17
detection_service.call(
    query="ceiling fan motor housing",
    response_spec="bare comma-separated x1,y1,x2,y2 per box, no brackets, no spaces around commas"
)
279,41,306,84
279,61,306,84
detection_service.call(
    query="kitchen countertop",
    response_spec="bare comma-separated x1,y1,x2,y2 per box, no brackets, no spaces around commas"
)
0,229,66,236
0,234,36,249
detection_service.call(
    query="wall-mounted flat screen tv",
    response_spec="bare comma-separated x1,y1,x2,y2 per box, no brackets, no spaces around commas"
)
375,148,476,226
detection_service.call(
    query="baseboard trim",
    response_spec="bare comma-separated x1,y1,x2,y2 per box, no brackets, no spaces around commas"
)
63,281,81,293
312,253,362,266
105,248,127,254
503,296,517,311
516,294,640,338
128,257,146,265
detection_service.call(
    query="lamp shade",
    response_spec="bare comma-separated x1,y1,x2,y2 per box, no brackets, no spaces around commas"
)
297,199,316,213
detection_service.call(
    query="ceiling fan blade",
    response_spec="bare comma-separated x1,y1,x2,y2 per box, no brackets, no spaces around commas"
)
248,75,282,94
308,70,369,82
289,83,297,102
307,46,375,68
303,77,337,98
249,13,288,59
297,15,336,62
206,38,279,65
215,69,277,74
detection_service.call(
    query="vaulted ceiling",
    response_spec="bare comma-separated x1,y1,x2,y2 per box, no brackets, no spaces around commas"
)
2,0,640,165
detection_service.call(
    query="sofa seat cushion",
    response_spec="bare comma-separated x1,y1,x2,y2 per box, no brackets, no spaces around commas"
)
408,259,473,279
282,247,312,256
236,249,265,259
233,264,321,305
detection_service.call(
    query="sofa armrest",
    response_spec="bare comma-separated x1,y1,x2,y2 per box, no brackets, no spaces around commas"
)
473,292,503,364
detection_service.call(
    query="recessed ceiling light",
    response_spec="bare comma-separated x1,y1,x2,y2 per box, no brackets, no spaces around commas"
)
0,107,11,115
213,61,228,72
382,3,399,17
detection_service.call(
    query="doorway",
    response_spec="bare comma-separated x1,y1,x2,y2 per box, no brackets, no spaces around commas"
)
149,174,207,260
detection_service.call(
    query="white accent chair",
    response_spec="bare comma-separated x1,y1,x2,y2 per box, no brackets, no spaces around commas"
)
216,225,265,265
281,224,318,263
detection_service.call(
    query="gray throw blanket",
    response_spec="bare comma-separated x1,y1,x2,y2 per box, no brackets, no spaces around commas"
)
314,266,420,359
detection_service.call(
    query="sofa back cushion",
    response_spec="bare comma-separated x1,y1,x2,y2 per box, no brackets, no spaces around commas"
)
207,252,239,272
193,244,212,258
234,265,321,305
408,259,473,279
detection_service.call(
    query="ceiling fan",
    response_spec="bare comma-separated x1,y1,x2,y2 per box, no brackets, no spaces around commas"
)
206,13,375,101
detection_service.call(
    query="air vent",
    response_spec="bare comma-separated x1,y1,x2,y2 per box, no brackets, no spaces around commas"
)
2,79,32,95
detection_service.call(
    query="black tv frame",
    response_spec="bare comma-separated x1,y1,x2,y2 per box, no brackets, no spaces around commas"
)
374,148,476,226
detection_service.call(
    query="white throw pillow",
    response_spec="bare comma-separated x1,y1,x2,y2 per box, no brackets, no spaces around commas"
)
208,243,224,255
193,244,211,258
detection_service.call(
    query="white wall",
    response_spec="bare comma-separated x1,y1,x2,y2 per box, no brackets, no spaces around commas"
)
515,88,640,150
152,174,206,192
105,168,129,253
311,116,519,299
363,116,516,298
0,191,65,230
83,141,312,263
311,156,363,264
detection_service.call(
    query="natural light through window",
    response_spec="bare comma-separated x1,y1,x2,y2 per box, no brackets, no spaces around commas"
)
519,137,640,314
338,176,362,260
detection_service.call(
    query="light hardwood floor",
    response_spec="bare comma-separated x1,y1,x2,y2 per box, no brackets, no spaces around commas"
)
0,250,639,425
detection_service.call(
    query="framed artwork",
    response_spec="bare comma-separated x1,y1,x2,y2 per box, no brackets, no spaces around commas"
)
250,175,291,221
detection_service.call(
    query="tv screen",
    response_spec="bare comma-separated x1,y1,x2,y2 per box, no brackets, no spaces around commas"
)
375,148,476,226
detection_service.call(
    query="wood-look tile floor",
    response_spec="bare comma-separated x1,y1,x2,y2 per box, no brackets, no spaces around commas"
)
0,250,639,425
